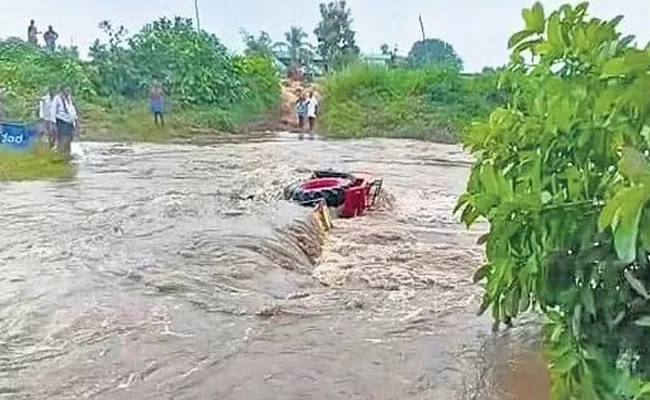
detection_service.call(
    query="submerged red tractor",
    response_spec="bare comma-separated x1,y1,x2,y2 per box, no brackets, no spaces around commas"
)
283,170,383,218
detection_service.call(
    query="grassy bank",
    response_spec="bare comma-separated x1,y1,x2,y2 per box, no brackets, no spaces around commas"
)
0,145,72,181
319,65,507,142
80,96,281,143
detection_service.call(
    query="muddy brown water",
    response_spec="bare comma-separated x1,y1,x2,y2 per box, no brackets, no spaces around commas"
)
0,136,550,399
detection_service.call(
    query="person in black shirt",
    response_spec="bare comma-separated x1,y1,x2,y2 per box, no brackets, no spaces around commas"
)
43,26,59,53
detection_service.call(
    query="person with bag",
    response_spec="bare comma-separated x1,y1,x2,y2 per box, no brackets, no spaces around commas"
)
52,86,78,159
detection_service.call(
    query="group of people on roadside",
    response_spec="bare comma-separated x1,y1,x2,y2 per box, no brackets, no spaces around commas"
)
37,86,79,159
296,90,319,134
28,20,59,53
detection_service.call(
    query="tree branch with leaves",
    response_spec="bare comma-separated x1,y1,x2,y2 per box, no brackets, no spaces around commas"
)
457,2,650,398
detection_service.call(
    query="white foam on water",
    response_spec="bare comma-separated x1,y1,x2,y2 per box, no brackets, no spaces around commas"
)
71,142,85,160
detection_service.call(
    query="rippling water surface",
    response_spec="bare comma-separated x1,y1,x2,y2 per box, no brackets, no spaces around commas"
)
0,136,549,399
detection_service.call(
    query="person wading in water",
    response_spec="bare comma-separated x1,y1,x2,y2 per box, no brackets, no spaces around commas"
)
306,90,319,136
149,82,166,127
52,86,78,159
296,92,308,130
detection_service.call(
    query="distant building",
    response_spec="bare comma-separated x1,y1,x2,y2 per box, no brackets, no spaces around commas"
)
360,53,393,67
273,50,395,77
273,49,326,78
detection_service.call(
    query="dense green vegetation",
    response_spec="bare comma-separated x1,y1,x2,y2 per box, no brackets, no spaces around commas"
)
319,65,506,141
0,17,281,140
456,2,650,398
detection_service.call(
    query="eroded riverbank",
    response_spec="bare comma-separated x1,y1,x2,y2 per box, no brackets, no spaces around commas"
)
0,136,548,399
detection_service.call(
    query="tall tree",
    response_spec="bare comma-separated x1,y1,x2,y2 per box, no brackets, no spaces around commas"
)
277,26,313,66
240,29,276,59
313,1,360,71
380,43,398,57
380,43,400,67
407,38,463,70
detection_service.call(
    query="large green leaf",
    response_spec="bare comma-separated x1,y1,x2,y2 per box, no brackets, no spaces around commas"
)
546,12,565,51
473,263,492,283
529,2,546,34
508,30,535,49
613,186,650,262
598,189,627,232
602,57,627,76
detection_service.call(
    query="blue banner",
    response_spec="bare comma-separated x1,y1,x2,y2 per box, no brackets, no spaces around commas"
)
1,122,38,152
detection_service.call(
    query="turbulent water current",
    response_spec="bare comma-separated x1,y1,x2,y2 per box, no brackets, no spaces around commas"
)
0,135,549,399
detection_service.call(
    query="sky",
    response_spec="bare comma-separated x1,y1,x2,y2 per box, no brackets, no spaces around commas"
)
2,0,650,72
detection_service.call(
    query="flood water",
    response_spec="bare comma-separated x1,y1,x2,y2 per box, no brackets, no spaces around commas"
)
0,136,549,399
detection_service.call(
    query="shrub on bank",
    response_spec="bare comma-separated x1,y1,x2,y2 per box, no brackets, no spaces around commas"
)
0,41,95,121
0,145,72,181
319,65,506,142
458,2,650,398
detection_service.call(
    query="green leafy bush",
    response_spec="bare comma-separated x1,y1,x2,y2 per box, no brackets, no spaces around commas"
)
0,41,95,121
319,64,505,141
89,17,257,107
234,54,282,115
456,2,650,398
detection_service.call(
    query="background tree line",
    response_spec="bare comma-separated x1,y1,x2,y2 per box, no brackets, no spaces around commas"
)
241,0,466,73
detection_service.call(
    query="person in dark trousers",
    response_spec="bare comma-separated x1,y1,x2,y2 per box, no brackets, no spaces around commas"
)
43,26,59,53
52,86,78,159
295,92,308,130
149,82,165,127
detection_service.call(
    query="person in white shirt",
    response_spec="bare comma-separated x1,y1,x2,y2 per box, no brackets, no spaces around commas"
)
38,88,56,148
306,91,319,133
52,86,78,159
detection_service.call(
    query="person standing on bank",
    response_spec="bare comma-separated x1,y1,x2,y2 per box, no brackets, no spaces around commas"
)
38,87,56,148
43,26,59,54
306,91,319,134
27,20,40,45
52,86,78,159
149,82,165,127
